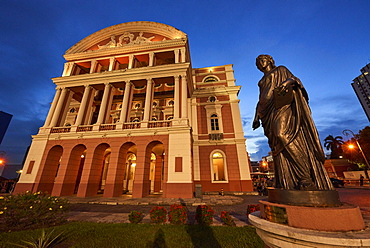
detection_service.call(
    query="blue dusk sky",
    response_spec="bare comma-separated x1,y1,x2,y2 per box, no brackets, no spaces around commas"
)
0,0,369,165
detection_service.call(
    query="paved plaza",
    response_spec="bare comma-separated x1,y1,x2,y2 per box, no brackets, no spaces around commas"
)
65,188,370,227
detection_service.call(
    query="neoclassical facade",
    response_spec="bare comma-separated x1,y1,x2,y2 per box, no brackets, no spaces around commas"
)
14,21,252,198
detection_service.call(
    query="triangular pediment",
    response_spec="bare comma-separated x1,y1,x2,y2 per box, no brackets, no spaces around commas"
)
66,21,187,55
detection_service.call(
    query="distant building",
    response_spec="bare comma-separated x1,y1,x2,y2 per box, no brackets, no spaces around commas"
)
250,161,260,173
14,21,252,198
352,63,370,121
0,111,12,145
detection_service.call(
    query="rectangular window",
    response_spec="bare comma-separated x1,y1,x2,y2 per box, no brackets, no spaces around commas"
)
175,157,182,172
26,161,35,174
211,119,219,131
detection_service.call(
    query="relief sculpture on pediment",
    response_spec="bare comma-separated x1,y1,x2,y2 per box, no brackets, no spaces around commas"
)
98,31,158,50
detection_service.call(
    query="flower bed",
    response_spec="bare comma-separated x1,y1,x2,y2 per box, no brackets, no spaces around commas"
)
150,206,167,224
128,211,143,224
168,204,188,225
195,205,214,225
220,211,235,226
247,204,260,215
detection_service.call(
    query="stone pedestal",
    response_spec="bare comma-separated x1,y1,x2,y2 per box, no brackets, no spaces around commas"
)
249,212,370,248
260,200,364,231
249,189,368,247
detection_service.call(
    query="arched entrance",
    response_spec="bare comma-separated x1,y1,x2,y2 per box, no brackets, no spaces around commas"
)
132,141,165,198
77,143,110,197
34,145,63,193
52,144,86,196
124,153,136,193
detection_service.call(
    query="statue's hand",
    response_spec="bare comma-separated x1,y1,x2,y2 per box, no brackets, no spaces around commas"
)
252,120,260,130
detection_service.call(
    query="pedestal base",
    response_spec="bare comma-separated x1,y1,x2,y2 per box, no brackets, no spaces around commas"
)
249,212,370,248
268,188,341,207
260,200,364,231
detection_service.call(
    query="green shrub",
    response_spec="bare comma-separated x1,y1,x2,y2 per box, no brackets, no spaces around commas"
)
128,211,143,224
168,204,187,225
195,205,214,225
0,191,69,231
220,211,235,226
149,206,167,224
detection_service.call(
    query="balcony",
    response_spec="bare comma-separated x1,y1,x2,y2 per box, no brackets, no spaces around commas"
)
47,120,172,134
209,133,223,141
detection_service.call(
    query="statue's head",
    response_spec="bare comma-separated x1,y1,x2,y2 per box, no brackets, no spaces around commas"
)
256,54,275,72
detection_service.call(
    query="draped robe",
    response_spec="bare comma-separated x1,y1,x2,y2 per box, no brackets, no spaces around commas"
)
255,66,333,190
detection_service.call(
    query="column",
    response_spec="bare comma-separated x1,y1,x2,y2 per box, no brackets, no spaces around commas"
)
174,49,180,64
75,85,91,126
59,92,73,126
50,87,68,127
90,60,97,73
108,57,115,71
180,48,186,63
149,52,154,66
96,83,111,124
62,62,74,76
43,87,62,127
181,75,188,118
118,81,132,123
143,78,153,122
128,55,134,69
174,76,180,119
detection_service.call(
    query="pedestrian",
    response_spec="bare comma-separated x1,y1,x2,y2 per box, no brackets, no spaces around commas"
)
360,174,364,186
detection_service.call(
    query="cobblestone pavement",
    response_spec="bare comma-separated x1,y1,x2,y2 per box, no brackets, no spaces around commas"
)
65,188,370,227
66,194,267,226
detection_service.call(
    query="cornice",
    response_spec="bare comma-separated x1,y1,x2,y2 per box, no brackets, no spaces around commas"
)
52,63,191,87
192,85,241,96
64,38,187,61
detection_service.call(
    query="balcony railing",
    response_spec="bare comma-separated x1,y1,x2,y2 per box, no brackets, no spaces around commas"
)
77,125,93,132
209,133,223,141
123,122,141,129
148,120,171,128
51,127,71,133
48,120,175,135
99,124,116,131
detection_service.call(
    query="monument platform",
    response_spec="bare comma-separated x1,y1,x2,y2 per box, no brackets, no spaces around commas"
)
249,211,370,248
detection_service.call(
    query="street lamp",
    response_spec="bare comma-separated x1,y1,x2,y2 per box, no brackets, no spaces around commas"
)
343,129,370,170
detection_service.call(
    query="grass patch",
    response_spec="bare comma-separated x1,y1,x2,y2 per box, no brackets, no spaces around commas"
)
0,222,264,247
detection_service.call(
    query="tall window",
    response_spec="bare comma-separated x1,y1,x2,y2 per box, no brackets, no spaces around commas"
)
212,152,226,181
210,114,219,131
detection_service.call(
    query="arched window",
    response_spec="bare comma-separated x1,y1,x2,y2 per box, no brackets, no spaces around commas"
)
204,76,218,82
211,152,226,181
210,114,219,131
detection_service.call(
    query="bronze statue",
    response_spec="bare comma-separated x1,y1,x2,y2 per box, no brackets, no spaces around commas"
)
253,55,333,190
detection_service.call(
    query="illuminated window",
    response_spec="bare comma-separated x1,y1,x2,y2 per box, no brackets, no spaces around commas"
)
210,114,219,131
212,152,226,181
204,76,218,82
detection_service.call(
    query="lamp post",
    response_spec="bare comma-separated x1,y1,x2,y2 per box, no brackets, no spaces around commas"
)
342,129,370,170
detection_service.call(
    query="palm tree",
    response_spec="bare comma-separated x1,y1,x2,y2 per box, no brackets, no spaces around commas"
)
324,135,344,159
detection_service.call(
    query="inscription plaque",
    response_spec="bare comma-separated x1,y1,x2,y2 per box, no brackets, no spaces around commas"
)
264,205,288,225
